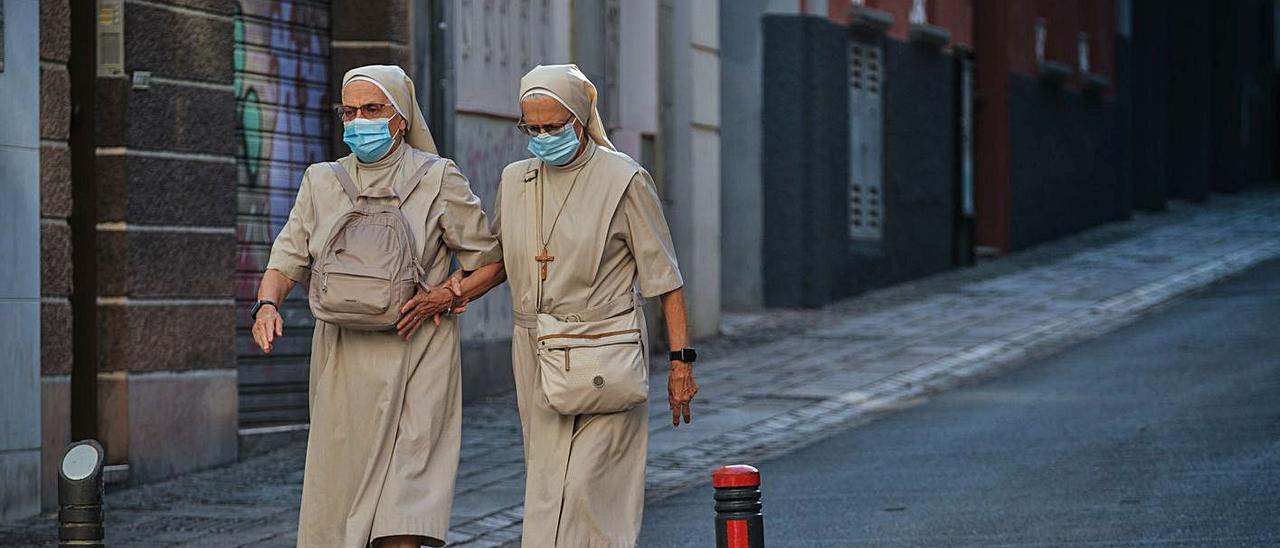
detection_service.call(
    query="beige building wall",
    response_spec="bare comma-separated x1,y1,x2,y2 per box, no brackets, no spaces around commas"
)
445,0,687,387
661,0,722,339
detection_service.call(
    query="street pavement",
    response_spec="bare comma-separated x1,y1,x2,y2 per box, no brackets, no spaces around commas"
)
641,257,1280,547
2,185,1279,546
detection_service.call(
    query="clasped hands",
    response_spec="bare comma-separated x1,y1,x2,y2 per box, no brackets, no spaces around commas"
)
396,270,468,339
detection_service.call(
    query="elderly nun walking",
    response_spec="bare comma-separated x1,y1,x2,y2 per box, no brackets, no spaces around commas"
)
251,65,506,548
489,64,701,547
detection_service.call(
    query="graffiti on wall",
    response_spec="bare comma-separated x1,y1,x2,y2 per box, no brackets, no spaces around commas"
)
233,0,331,426
233,0,329,323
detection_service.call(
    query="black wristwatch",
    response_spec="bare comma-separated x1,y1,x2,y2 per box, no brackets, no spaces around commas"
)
250,299,278,321
670,348,697,364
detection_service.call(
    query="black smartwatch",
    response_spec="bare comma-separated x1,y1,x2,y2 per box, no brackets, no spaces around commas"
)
250,299,278,321
669,348,697,364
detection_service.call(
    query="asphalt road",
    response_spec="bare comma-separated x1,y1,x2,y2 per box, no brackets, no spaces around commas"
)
641,259,1280,547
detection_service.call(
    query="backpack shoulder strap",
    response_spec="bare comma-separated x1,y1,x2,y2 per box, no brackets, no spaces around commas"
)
392,155,442,207
326,162,360,204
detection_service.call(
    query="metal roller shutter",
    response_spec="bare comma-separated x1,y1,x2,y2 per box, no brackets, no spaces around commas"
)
233,0,331,429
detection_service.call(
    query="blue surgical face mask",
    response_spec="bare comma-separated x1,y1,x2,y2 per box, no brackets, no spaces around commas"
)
343,117,398,163
527,122,581,166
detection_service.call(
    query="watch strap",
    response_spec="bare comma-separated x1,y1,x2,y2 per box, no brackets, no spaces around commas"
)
669,348,697,363
251,300,278,320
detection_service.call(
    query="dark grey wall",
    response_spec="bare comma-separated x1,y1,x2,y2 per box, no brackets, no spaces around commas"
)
841,38,960,295
1209,0,1278,192
1008,75,1126,251
761,15,849,308
1126,0,1170,211
868,40,959,289
1122,0,1277,208
762,15,961,307
1165,1,1214,201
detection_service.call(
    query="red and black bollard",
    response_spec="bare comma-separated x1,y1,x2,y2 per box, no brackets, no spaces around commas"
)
712,464,764,548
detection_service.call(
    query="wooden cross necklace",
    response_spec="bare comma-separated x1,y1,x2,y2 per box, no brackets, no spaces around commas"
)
534,162,585,282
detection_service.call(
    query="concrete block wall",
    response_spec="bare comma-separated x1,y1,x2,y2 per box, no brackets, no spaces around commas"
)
1,0,44,521
1008,76,1126,251
1123,0,1170,212
849,38,959,293
760,14,848,308
90,0,239,485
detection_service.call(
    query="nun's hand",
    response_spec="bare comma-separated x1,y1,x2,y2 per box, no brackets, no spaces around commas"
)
252,305,283,354
668,361,698,427
445,270,469,315
396,286,454,339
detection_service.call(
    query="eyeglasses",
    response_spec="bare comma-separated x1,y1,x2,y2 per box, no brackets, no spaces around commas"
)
516,115,575,136
334,103,396,122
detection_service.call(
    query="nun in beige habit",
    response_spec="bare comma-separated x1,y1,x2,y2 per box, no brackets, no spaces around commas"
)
250,65,506,548
489,64,701,547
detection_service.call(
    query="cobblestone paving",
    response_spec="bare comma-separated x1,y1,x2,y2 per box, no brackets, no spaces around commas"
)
3,186,1278,547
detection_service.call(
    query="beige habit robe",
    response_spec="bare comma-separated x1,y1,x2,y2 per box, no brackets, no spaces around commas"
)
267,65,500,547
494,65,684,547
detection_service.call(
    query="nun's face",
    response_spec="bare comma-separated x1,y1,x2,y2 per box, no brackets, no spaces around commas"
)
342,80,407,138
519,95,584,141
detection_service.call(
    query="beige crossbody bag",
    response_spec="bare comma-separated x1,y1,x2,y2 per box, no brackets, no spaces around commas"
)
528,160,649,416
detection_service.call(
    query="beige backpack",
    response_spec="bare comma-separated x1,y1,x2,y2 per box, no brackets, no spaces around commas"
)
308,159,440,331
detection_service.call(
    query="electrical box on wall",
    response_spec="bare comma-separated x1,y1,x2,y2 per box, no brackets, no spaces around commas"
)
97,0,124,78
848,39,885,245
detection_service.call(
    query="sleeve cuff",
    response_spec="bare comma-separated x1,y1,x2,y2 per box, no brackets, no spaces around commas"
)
639,273,684,299
455,245,503,272
267,263,310,284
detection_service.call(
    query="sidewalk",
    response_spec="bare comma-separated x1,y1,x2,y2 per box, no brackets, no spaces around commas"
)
4,186,1279,547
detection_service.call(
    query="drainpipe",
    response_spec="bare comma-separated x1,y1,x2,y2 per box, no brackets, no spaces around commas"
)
68,0,100,442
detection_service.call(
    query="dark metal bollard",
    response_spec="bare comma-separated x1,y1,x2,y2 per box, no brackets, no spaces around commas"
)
713,464,764,548
58,440,105,547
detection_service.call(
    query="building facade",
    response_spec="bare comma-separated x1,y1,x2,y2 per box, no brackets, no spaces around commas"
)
1,0,44,522
14,0,720,517
721,0,1277,310
723,0,978,309
6,0,1276,521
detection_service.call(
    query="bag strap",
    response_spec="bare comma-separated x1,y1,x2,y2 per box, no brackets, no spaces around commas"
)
327,158,440,207
327,162,360,204
392,156,441,208
526,159,546,310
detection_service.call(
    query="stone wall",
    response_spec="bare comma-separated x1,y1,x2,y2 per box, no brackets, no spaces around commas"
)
53,0,241,489
36,0,71,512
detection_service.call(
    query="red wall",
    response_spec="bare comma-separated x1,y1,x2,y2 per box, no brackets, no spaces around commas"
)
972,0,1119,253
1006,0,1116,86
828,1,1115,85
828,0,974,49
